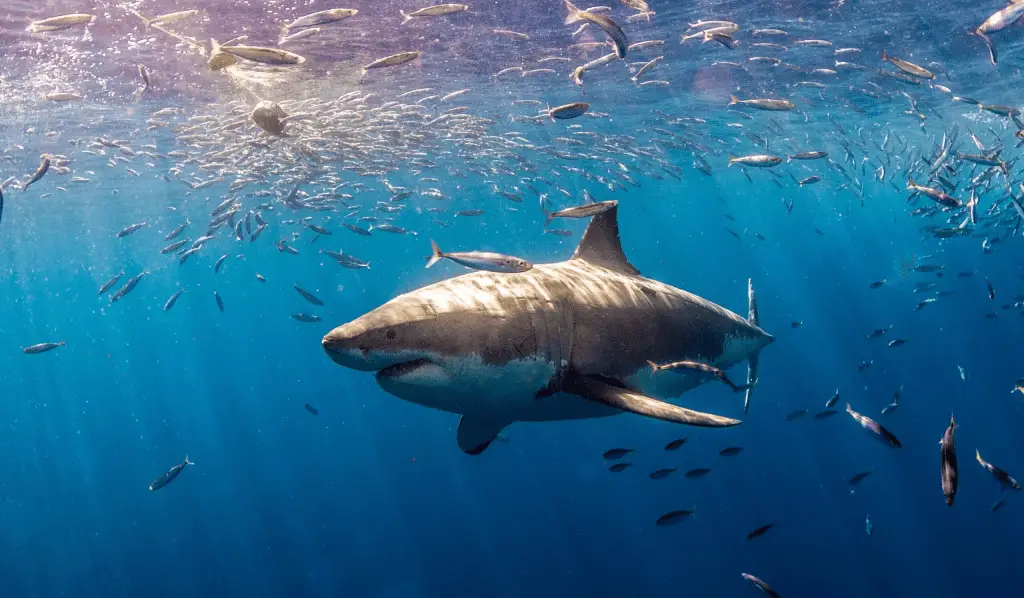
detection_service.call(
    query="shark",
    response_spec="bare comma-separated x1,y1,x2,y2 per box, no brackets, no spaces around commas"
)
322,204,774,455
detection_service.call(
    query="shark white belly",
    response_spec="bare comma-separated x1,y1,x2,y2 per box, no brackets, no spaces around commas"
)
323,205,774,454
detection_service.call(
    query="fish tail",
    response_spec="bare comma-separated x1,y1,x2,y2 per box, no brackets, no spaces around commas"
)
426,239,443,268
881,49,888,61
563,0,583,24
646,360,660,372
743,278,760,414
184,455,194,466
59,340,67,347
540,195,554,226
727,155,736,167
128,8,152,29
728,94,739,106
400,10,413,24
906,178,915,189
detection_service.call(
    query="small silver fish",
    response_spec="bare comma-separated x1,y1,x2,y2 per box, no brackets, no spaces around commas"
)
728,155,782,168
541,198,616,226
22,341,66,354
548,102,589,120
426,240,532,273
564,0,628,58
285,8,357,30
940,414,958,507
163,289,184,311
847,402,902,448
23,154,51,190
28,14,94,33
362,51,421,73
400,4,468,24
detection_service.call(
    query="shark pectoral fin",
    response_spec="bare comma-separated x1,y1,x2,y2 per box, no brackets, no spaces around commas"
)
565,374,741,428
457,416,508,455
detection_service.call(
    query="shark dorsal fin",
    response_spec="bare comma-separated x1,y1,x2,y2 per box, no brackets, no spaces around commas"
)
571,203,639,275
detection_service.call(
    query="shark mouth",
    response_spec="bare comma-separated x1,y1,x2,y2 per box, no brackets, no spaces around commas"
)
375,358,434,380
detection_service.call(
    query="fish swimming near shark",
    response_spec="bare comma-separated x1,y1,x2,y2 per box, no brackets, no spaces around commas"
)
322,206,773,454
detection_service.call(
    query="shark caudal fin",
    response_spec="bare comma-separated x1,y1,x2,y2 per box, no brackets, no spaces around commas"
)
744,278,761,414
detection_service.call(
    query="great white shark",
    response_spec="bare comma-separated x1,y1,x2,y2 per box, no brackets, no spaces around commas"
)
322,205,773,455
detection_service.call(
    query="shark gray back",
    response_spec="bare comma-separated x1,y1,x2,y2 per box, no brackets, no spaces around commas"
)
322,206,773,454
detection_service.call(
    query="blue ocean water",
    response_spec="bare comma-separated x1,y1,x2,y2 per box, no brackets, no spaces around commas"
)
2,1,1024,596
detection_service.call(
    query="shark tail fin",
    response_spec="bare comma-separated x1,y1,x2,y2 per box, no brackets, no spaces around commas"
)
426,239,443,268
743,278,761,414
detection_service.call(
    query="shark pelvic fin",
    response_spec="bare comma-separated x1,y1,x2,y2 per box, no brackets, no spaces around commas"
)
457,416,508,455
744,278,761,414
571,204,640,275
564,373,741,428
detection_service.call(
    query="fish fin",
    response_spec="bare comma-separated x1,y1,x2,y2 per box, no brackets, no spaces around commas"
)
184,455,194,466
727,155,735,167
563,0,584,24
564,372,741,427
426,239,443,268
128,8,152,28
728,95,739,106
540,195,554,226
646,360,660,372
456,416,507,455
400,10,413,24
743,278,761,414
571,204,639,275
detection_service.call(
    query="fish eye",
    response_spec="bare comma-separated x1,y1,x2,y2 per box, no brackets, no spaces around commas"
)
385,329,396,340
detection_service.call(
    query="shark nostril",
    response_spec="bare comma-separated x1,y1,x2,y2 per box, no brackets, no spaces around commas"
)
358,345,370,354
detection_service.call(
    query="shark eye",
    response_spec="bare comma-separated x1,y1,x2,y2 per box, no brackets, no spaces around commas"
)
385,329,396,340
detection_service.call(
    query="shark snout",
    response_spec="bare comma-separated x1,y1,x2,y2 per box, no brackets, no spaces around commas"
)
322,324,377,371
